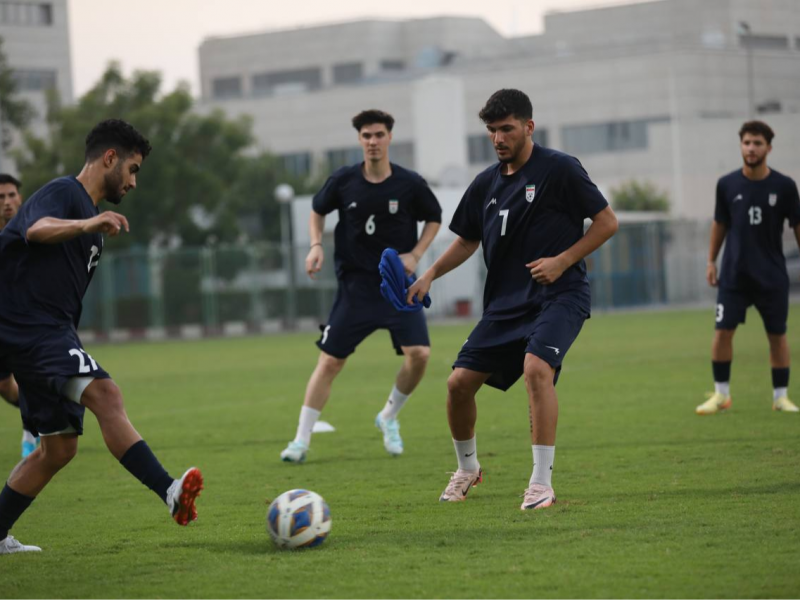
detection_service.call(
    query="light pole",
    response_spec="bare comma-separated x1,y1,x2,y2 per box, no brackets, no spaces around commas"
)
737,21,755,118
275,183,297,330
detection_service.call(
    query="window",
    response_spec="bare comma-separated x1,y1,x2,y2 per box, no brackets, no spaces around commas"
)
212,76,242,99
280,152,312,178
0,2,52,26
13,69,56,91
740,34,789,50
380,60,405,72
252,68,322,97
467,129,549,164
332,63,363,85
561,120,654,155
390,142,415,169
325,147,362,171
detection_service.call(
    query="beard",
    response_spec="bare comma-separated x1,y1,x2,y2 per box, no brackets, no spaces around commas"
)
103,164,126,205
744,155,765,168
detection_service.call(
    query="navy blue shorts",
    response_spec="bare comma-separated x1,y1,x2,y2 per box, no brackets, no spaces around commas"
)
453,297,589,391
715,285,788,335
2,326,110,436
317,275,430,359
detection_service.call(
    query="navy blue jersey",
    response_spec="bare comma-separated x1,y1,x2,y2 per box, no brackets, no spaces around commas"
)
715,169,800,291
450,145,608,320
312,163,442,280
0,176,103,333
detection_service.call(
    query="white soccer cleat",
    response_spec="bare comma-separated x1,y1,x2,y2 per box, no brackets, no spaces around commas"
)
280,440,309,463
696,392,732,415
375,413,403,456
520,483,556,510
439,468,483,502
0,535,41,555
166,467,203,526
773,396,799,412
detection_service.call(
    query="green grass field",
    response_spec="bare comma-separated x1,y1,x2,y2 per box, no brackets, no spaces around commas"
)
1,306,799,598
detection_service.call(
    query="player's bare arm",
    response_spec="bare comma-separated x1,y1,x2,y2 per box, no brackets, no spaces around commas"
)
400,221,441,275
305,210,326,279
407,235,480,304
706,221,729,287
527,205,618,285
26,212,129,244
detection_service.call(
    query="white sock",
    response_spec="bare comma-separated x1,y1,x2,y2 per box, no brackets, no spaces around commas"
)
293,406,321,446
22,430,37,444
774,387,788,400
380,385,410,420
530,445,555,487
714,382,730,397
453,438,479,472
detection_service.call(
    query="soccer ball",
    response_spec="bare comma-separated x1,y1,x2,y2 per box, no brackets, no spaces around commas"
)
267,489,331,549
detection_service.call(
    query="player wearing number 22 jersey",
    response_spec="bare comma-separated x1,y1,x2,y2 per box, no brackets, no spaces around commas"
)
699,120,800,416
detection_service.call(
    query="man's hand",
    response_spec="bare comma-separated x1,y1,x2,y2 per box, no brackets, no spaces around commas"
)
398,252,419,276
706,262,718,287
84,212,129,237
407,270,433,305
306,245,324,279
526,256,569,285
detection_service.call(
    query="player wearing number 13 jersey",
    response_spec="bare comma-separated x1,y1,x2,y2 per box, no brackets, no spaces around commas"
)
698,121,800,416
0,120,202,556
280,109,442,464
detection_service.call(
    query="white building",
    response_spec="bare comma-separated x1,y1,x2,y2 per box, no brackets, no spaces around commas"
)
0,0,73,174
198,0,800,222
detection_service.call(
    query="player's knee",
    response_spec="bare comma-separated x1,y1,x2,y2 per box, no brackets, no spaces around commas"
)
82,379,126,418
524,356,553,388
404,346,430,366
0,377,18,405
447,370,474,402
41,438,78,469
317,353,346,377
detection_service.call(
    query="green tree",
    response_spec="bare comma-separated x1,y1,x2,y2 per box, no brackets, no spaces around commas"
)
610,180,670,212
0,37,35,151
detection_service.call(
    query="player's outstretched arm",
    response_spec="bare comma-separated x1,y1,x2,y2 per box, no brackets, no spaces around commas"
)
706,221,728,287
528,205,619,285
305,210,326,279
400,221,441,275
407,236,479,305
27,212,129,244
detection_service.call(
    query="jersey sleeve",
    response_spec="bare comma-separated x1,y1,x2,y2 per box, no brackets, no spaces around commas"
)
411,176,442,223
18,182,79,241
561,156,608,221
785,179,800,228
449,178,484,241
713,179,730,225
311,174,341,215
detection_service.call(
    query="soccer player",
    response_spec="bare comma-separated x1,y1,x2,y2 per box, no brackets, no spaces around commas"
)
407,89,618,509
0,173,39,458
0,119,203,555
280,109,442,463
697,121,800,415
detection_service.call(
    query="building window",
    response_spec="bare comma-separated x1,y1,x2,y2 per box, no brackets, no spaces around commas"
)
467,129,549,164
13,69,56,92
390,142,415,169
326,147,363,171
252,68,322,97
0,2,52,26
380,60,405,72
561,120,651,155
212,76,242,99
740,34,789,50
332,63,363,85
280,152,312,177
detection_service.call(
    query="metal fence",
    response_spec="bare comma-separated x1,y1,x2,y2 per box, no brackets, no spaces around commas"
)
79,219,717,337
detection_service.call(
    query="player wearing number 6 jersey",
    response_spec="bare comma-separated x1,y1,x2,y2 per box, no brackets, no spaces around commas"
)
407,89,617,510
280,109,442,464
0,120,202,556
698,121,800,416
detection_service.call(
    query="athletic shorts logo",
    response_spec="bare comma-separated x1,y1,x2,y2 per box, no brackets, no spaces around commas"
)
389,199,399,214
769,193,777,207
526,185,536,203
347,201,357,210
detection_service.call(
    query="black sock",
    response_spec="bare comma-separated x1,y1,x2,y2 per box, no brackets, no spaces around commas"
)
712,361,731,383
119,441,173,504
772,367,789,389
0,483,34,541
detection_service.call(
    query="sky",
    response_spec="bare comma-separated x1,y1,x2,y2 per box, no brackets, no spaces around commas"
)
68,0,646,98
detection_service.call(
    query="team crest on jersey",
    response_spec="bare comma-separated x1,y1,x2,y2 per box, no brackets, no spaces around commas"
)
769,193,777,207
389,199,399,214
525,185,536,203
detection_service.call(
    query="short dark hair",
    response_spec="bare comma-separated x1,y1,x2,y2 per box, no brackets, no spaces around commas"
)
352,109,395,132
85,119,152,162
479,89,533,123
0,173,21,190
739,120,774,144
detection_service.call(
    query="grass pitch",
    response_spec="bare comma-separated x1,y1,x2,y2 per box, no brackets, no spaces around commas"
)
1,305,799,598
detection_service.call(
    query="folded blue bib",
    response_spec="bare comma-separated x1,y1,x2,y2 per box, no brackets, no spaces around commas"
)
378,248,432,312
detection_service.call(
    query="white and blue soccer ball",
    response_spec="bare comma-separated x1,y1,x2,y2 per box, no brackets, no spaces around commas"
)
267,489,331,549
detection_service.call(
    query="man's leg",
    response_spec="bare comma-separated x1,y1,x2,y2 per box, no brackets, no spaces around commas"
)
281,352,347,463
767,333,796,411
80,379,202,525
697,329,736,415
0,375,40,459
439,368,490,502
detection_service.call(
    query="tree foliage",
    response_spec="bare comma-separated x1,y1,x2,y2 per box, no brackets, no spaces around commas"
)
610,180,670,212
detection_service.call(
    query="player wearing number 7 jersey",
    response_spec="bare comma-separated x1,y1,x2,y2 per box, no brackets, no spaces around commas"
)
699,121,800,415
280,109,442,464
0,120,202,555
